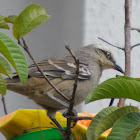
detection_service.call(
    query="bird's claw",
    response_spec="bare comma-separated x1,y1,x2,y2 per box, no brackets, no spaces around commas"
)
63,109,78,128
63,109,77,118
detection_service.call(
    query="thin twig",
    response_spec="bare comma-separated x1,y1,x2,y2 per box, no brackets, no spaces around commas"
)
65,43,78,62
1,95,7,115
118,0,132,108
131,43,140,49
71,116,93,121
24,126,64,133
109,74,120,106
131,28,140,49
24,116,93,133
131,27,140,33
99,36,140,50
109,98,115,106
65,43,80,140
18,38,70,102
98,37,124,50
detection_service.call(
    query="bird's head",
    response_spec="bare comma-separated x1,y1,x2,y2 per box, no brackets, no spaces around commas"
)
94,44,124,74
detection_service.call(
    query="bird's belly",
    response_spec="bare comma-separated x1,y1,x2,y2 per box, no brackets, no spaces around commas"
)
7,76,99,111
33,79,96,110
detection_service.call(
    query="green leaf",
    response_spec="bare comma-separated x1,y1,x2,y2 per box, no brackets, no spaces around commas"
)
87,106,138,140
87,106,118,140
0,56,12,77
0,32,28,84
86,76,140,103
107,112,140,140
6,15,17,23
117,76,140,82
135,131,140,140
85,88,95,104
0,15,9,29
13,4,50,39
0,15,5,21
0,74,6,95
127,118,140,140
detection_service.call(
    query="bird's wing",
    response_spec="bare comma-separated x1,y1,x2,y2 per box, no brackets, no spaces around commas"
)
28,57,91,80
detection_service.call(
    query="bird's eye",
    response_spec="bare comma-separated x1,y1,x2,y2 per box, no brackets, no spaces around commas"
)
106,52,111,59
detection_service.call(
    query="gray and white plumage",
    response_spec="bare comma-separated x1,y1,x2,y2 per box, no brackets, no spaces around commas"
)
5,44,123,117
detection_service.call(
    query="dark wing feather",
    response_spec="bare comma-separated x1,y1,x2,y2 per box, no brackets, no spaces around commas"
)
28,57,91,80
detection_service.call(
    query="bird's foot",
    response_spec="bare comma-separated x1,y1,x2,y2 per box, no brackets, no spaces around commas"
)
63,109,77,118
63,109,77,128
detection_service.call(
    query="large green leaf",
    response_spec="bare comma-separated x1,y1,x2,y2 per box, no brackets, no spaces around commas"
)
0,15,9,29
116,76,140,82
13,4,50,39
127,117,140,140
0,74,6,95
107,112,140,140
135,131,140,140
86,76,140,103
0,32,28,84
87,106,118,140
85,88,95,104
0,56,12,77
87,106,138,140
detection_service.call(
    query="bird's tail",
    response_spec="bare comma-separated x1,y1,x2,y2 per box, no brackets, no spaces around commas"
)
5,76,20,84
5,77,30,97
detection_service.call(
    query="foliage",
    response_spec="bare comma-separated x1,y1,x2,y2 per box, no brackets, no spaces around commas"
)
86,76,140,103
86,76,140,140
87,106,138,140
0,4,50,94
0,32,28,84
0,15,9,29
13,4,50,39
107,112,140,140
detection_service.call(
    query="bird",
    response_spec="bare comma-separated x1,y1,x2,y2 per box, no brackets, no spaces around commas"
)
5,44,123,128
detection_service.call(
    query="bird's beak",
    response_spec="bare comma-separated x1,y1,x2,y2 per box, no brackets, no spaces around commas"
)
114,63,124,74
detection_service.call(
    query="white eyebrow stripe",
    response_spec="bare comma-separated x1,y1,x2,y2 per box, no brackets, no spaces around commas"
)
97,45,110,52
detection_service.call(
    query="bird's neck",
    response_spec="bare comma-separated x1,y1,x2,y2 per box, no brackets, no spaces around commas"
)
89,61,102,87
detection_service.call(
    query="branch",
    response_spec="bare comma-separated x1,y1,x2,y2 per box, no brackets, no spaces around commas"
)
129,27,140,49
24,126,64,133
71,116,93,121
18,38,70,102
118,0,132,108
98,37,124,50
65,43,80,140
131,43,140,49
1,95,7,115
109,98,115,106
131,27,140,33
131,28,140,49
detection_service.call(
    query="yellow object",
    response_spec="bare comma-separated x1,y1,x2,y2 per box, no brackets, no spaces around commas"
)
72,112,111,140
0,109,111,140
0,109,66,139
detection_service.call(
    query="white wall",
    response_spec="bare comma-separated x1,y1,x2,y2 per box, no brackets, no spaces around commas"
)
0,0,140,139
83,0,140,113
